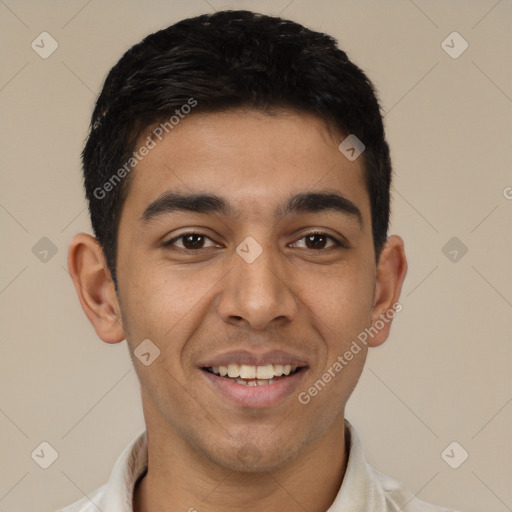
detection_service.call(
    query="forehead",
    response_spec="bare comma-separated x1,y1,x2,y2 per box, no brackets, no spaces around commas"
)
119,109,370,227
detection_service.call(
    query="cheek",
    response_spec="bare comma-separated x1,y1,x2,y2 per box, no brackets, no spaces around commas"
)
120,263,219,354
300,270,372,409
303,261,375,342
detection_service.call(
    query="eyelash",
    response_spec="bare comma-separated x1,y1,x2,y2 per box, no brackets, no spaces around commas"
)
163,231,347,252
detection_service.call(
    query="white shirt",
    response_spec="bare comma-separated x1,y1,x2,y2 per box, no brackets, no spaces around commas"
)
56,420,458,512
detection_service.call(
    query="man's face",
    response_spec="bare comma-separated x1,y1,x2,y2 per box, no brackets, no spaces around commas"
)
115,108,377,471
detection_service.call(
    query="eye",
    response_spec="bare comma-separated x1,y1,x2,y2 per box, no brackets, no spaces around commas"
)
163,232,220,251
163,231,346,252
290,231,346,251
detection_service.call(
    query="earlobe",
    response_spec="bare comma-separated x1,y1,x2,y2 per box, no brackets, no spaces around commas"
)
367,235,408,348
67,233,125,344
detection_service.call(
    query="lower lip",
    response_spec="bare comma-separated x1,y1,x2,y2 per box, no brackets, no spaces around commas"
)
200,368,308,408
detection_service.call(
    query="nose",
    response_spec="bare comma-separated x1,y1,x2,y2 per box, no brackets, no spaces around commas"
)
216,240,298,331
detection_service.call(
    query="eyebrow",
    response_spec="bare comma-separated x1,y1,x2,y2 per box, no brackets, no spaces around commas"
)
139,190,363,227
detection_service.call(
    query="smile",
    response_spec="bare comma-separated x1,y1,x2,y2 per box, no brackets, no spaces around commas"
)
204,363,301,386
201,364,308,407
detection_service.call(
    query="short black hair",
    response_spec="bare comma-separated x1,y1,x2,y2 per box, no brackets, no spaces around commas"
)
82,9,392,292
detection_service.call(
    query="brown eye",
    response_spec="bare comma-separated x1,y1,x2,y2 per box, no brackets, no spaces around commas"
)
305,233,329,250
164,232,218,251
291,232,345,250
181,234,205,249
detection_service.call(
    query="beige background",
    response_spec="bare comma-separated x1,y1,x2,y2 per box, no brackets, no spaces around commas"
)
1,1,511,511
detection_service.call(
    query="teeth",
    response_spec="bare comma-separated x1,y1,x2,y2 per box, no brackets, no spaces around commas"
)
256,364,274,379
210,364,299,379
234,378,277,386
240,364,256,379
227,364,240,378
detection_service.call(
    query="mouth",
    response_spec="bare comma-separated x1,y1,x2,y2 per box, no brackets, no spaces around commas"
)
202,363,304,386
200,363,309,408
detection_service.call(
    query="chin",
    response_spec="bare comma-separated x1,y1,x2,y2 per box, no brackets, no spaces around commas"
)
218,453,294,474
204,436,301,474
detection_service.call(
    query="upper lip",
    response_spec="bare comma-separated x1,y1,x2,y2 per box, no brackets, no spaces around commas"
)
199,350,309,368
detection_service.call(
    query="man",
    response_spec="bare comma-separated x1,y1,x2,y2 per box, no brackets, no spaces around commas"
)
61,9,457,512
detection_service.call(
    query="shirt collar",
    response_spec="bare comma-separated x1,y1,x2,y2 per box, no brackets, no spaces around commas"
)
99,420,432,512
326,419,375,511
102,427,147,511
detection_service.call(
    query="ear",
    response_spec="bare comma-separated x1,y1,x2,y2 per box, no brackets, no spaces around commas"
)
67,233,125,344
367,235,408,348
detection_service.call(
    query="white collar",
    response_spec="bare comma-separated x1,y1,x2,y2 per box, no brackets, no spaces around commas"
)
59,419,453,512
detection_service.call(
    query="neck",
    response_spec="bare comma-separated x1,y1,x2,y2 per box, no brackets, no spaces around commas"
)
133,414,348,512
